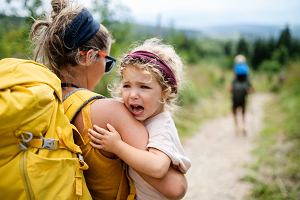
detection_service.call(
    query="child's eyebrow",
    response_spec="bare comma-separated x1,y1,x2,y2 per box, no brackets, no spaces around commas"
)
137,80,152,85
122,80,150,85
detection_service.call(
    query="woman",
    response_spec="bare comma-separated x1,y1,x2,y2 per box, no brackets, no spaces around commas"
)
30,0,187,199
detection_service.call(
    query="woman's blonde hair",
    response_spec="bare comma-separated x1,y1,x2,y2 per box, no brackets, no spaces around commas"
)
111,38,184,112
30,0,112,78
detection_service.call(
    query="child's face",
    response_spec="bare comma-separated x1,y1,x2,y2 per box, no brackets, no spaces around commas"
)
121,66,164,122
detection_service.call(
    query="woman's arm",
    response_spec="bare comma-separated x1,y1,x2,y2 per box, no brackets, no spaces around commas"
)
89,99,187,198
89,124,171,178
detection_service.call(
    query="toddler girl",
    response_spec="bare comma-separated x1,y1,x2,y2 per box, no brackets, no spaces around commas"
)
89,38,191,199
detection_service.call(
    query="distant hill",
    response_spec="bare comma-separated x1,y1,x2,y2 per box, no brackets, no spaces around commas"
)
133,23,300,41
132,23,206,38
1,14,299,41
198,24,300,40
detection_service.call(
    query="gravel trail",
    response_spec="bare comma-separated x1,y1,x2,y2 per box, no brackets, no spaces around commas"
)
183,93,270,200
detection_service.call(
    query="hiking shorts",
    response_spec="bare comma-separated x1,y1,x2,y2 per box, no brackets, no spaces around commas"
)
232,98,246,114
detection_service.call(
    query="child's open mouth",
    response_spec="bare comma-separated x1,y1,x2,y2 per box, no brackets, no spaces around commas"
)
130,104,144,116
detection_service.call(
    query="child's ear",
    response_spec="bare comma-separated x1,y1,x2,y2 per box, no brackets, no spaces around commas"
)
161,91,169,104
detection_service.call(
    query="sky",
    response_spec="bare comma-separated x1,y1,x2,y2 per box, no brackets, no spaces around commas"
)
1,0,299,31
110,0,300,30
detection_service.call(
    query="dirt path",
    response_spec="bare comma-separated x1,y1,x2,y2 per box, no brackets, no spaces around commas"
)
183,93,270,200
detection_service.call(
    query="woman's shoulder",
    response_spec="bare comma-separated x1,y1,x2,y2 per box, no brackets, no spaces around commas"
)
92,98,124,108
91,98,129,117
90,98,137,125
90,98,148,149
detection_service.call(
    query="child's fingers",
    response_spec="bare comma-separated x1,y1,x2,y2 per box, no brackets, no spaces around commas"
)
106,123,117,132
88,129,103,143
92,125,110,136
89,141,104,149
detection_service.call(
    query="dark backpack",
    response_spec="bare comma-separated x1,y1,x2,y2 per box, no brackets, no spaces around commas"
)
232,79,250,104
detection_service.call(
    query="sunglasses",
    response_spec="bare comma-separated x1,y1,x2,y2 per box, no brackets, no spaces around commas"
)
98,51,116,73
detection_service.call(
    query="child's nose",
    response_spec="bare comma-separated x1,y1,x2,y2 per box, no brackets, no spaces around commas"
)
129,88,139,99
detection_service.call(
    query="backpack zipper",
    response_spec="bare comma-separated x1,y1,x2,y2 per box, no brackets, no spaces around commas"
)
20,151,35,200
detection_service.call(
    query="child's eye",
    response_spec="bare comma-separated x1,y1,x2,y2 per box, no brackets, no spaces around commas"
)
141,85,151,89
122,84,130,88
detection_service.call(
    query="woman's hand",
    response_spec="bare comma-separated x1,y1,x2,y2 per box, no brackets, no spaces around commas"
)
88,123,122,154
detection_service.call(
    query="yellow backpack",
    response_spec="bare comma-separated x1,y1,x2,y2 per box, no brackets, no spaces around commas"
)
0,58,92,200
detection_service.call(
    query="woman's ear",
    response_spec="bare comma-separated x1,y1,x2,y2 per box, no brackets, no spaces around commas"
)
85,49,96,65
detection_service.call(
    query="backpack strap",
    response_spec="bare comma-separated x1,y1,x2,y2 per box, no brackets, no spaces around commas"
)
63,89,104,144
17,126,83,154
63,88,105,123
63,89,137,199
125,164,136,200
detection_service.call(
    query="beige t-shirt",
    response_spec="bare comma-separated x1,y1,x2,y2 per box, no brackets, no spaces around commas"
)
129,111,191,200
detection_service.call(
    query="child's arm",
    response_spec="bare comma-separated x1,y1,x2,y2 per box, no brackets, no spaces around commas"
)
89,99,187,199
140,167,188,199
89,124,171,179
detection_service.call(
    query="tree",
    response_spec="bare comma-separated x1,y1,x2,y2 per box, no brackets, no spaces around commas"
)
90,0,135,55
223,41,232,57
91,0,114,26
272,46,289,65
290,39,300,58
251,39,271,70
24,0,43,19
277,25,292,54
236,37,249,58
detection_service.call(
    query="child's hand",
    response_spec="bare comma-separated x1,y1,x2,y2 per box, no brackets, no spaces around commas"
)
88,123,122,153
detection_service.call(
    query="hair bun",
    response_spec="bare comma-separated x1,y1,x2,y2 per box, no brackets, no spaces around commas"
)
51,0,68,16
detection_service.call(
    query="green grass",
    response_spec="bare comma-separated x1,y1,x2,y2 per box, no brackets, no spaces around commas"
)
174,60,231,138
175,91,230,138
244,61,300,200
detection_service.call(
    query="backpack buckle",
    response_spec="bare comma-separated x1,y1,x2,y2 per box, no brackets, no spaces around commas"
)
18,142,28,151
77,153,88,170
42,138,58,150
18,132,33,151
78,153,84,162
21,131,33,143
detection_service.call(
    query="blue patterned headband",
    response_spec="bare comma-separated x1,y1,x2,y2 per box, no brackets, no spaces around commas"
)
63,9,100,51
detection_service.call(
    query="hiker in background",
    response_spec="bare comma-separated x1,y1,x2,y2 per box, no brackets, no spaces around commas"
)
89,38,191,199
30,0,187,199
229,54,254,135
